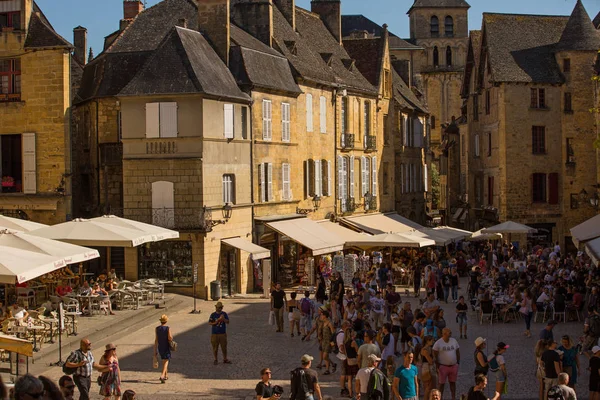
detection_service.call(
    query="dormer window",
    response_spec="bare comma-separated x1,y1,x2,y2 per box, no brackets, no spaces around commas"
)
0,11,20,30
430,16,439,37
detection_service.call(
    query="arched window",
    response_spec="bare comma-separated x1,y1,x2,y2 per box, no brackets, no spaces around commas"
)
445,16,454,37
446,46,452,66
433,46,439,67
430,16,439,37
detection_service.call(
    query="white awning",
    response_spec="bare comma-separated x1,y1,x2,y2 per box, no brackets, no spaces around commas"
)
317,221,370,242
341,212,424,235
265,218,344,256
222,238,270,260
433,226,472,241
345,233,435,249
410,228,453,246
571,214,600,247
585,237,600,267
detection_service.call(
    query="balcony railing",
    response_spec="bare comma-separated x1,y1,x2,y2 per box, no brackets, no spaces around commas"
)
365,197,377,211
341,133,355,150
0,93,21,102
340,197,356,213
364,135,376,151
108,207,207,231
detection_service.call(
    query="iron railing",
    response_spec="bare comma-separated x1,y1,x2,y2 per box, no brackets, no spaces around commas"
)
108,207,209,231
341,197,356,213
365,197,377,211
364,135,376,151
341,133,355,150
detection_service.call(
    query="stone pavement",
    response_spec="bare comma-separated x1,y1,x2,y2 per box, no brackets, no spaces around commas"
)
26,280,588,399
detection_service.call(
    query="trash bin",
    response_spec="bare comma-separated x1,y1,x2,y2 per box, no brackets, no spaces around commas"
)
210,280,221,301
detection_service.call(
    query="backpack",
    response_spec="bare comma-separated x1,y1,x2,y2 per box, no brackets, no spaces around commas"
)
488,354,500,371
300,298,312,316
546,385,565,400
366,369,390,400
332,329,343,354
62,351,79,375
590,315,600,337
289,368,311,400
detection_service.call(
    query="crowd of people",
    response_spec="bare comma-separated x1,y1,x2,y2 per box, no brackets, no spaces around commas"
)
256,239,600,400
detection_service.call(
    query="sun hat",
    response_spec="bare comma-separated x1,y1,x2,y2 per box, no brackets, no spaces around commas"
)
215,301,224,308
104,343,116,352
301,354,314,363
474,337,486,347
159,314,168,323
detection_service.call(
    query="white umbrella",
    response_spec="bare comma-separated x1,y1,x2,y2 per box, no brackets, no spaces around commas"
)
433,226,473,241
0,215,47,232
0,245,66,284
482,221,538,234
345,233,435,249
571,214,600,247
0,230,99,265
468,229,502,242
28,218,156,247
90,215,179,241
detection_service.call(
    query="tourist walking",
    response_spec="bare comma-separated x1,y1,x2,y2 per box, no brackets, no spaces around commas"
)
433,328,460,400
271,283,287,333
521,289,534,338
399,302,414,354
420,335,436,400
450,268,459,303
288,292,301,337
381,323,396,367
541,340,562,400
98,344,121,400
154,314,173,383
255,367,276,400
358,330,381,369
393,351,419,400
558,335,579,388
546,373,576,400
588,345,600,400
319,310,336,375
456,296,468,339
343,327,360,398
466,374,500,400
355,354,379,399
300,291,314,341
209,301,231,365
65,338,103,400
535,339,551,400
442,268,451,303
290,354,321,400
413,263,422,297
473,337,488,376
488,342,508,398
540,320,557,342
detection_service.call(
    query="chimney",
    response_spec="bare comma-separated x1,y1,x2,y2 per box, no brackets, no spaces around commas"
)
273,0,295,30
231,0,273,47
198,0,231,66
177,18,188,29
73,26,87,65
311,0,341,44
123,0,144,20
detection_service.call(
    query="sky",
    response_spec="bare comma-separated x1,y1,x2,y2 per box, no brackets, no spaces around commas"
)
36,0,600,57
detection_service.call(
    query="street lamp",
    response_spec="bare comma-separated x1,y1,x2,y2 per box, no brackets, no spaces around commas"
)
364,192,373,211
296,195,321,215
202,203,233,232
590,193,599,210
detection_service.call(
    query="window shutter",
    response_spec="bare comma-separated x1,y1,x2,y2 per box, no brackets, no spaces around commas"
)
349,156,355,198
263,100,272,140
145,103,160,138
404,164,409,193
402,114,408,146
259,164,265,203
372,156,378,197
314,159,321,197
488,176,494,205
400,164,404,194
337,155,343,199
308,159,315,197
223,103,234,139
320,96,327,133
360,157,367,196
304,160,309,199
282,103,290,142
326,160,332,197
159,102,178,138
282,163,291,201
424,164,428,192
306,94,313,132
474,134,480,157
267,163,273,201
548,173,559,205
22,133,36,194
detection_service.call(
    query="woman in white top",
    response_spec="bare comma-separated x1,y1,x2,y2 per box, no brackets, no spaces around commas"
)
488,342,509,398
344,301,358,322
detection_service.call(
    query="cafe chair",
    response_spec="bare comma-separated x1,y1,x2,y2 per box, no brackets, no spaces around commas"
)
479,300,496,325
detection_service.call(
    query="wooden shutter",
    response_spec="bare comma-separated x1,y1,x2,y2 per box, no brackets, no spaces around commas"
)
548,173,559,205
267,163,273,201
308,159,315,197
306,94,313,132
223,104,234,139
145,103,160,138
402,114,408,146
488,176,494,205
262,100,272,140
326,160,332,197
320,96,327,133
314,159,321,197
282,103,290,142
159,102,178,138
360,157,367,196
282,163,291,200
22,133,36,194
475,134,480,157
424,164,428,192
337,155,343,199
259,164,265,203
349,156,355,198
400,164,404,194
372,156,377,197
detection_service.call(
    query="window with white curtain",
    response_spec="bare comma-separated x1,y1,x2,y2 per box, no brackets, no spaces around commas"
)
222,174,235,204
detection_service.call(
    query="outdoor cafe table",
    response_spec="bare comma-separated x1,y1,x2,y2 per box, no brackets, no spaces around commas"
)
64,311,82,336
39,317,58,344
27,325,45,352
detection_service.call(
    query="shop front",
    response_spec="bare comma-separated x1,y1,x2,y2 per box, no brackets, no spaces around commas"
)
137,240,193,286
220,237,270,296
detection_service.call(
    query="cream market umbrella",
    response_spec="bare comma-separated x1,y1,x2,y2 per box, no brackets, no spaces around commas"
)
345,233,435,249
468,229,502,242
90,215,179,241
0,230,100,265
482,221,538,234
28,218,156,247
0,215,47,232
571,214,600,247
0,333,33,357
0,245,66,284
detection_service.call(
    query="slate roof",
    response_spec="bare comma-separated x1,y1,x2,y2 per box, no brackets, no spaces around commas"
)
341,15,421,50
408,0,470,13
594,11,600,28
482,13,569,84
272,7,377,94
119,27,249,101
391,64,428,114
460,30,481,98
343,38,383,87
24,2,72,49
557,0,600,51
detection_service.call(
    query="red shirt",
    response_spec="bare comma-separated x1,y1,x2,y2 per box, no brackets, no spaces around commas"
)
56,286,72,297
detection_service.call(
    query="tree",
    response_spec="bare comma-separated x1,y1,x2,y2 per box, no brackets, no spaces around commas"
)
431,163,440,209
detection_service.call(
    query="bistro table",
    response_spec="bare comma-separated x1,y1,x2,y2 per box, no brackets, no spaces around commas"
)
64,311,82,336
27,325,45,352
38,317,59,344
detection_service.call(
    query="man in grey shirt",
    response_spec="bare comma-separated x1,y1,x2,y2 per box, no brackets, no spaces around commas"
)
549,373,576,400
357,330,381,368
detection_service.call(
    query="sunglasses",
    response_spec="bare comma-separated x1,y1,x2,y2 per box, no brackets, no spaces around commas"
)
25,392,44,399
264,371,272,375
64,385,75,390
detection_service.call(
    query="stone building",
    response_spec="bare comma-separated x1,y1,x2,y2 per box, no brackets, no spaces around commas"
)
0,0,74,224
461,0,600,251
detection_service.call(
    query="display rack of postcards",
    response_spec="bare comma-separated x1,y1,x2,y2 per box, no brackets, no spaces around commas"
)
333,254,344,274
358,255,371,273
372,251,383,265
138,241,193,285
280,263,294,286
342,254,357,283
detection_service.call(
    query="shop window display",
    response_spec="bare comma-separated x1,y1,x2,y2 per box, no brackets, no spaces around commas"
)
138,241,193,286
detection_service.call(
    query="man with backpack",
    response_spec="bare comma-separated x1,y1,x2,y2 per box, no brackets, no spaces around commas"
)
290,354,321,400
547,373,577,400
64,338,105,400
356,354,380,399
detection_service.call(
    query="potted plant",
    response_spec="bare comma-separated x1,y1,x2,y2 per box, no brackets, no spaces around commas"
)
1,176,14,187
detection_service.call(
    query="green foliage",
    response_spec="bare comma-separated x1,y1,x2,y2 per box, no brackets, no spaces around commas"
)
431,163,440,208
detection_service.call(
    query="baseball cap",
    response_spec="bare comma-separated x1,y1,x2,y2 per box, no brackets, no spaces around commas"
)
301,354,314,364
497,342,509,350
367,354,381,363
474,337,486,347
592,346,600,354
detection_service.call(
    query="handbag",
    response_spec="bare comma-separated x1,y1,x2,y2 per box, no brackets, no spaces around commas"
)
292,308,302,321
519,306,528,315
169,340,178,352
268,311,274,326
